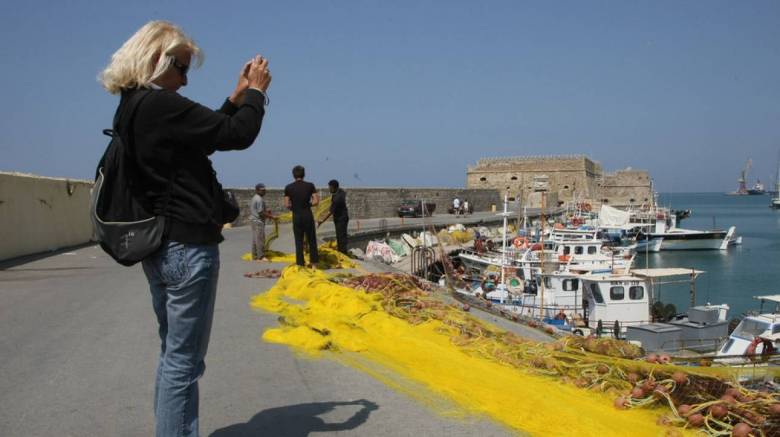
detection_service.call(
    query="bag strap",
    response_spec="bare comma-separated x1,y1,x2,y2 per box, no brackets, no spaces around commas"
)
113,89,177,217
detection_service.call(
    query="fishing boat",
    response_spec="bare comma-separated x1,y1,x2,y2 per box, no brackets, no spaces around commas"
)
467,267,723,338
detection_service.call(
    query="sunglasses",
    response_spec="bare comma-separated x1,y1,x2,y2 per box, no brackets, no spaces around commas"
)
171,58,190,77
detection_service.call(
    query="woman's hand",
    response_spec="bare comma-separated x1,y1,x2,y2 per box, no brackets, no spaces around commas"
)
229,60,253,105
246,55,272,92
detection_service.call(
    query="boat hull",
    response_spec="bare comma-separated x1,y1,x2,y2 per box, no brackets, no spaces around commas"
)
657,234,726,250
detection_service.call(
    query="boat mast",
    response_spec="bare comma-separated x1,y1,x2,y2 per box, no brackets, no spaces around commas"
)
501,193,508,288
539,191,546,318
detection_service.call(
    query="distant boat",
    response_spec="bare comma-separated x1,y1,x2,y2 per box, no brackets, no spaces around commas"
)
727,158,766,195
747,180,766,195
772,154,780,209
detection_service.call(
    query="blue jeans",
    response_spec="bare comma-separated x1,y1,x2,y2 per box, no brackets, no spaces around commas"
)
142,241,220,437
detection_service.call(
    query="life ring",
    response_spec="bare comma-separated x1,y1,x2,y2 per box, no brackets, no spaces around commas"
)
559,255,571,262
581,203,592,212
512,237,529,249
571,217,583,226
507,276,524,293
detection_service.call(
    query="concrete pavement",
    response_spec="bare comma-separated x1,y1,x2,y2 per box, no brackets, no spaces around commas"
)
0,224,515,437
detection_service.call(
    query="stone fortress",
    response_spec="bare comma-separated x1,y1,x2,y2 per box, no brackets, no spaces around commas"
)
466,154,653,208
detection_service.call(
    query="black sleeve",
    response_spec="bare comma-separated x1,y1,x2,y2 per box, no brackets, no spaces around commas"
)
149,89,265,154
216,98,238,115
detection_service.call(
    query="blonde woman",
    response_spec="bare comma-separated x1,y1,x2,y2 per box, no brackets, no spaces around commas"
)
100,20,271,437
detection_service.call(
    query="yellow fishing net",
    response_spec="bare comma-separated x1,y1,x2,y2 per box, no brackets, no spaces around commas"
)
253,267,749,436
246,199,779,436
242,241,355,270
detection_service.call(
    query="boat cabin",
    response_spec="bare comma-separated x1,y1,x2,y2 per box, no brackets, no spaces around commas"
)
717,294,780,360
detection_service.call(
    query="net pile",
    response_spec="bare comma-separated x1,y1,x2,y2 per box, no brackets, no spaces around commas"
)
254,267,732,436
242,241,355,270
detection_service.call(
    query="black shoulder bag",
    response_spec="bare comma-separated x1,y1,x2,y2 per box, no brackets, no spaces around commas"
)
90,90,172,266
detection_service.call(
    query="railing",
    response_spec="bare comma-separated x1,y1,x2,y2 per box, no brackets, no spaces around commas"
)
411,246,436,279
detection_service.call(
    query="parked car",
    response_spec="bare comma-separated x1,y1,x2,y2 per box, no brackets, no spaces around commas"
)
397,200,436,218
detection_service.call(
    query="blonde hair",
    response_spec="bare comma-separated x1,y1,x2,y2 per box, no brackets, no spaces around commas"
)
99,20,203,94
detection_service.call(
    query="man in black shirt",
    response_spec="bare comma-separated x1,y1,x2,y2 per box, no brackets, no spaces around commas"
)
318,179,349,254
284,165,319,266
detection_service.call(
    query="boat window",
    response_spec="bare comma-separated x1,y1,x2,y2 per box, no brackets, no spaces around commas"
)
629,286,644,300
516,268,524,280
773,324,780,334
563,279,579,291
590,283,604,304
610,286,625,300
563,246,571,255
574,246,584,255
732,319,771,341
720,338,734,354
587,246,597,254
544,276,552,288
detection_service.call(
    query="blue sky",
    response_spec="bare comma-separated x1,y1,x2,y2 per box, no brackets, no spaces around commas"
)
1,1,778,192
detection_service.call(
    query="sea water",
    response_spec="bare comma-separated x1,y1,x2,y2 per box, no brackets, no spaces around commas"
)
640,192,780,319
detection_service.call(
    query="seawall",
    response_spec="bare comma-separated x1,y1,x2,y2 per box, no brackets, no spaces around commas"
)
0,172,500,261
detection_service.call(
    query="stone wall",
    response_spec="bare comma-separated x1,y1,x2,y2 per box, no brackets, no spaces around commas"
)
466,155,654,208
466,155,602,204
0,172,94,261
229,187,501,225
600,169,653,207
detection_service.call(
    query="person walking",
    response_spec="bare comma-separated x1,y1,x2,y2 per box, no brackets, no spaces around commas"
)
99,20,270,437
284,165,320,267
250,183,275,261
318,179,349,254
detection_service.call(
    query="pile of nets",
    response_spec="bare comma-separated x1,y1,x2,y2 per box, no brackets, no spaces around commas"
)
242,241,355,270
253,268,780,436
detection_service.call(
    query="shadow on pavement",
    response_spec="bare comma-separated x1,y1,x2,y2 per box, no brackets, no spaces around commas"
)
210,399,379,437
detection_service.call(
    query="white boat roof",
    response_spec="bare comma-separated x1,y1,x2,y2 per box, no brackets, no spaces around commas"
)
579,273,644,281
629,268,705,278
753,294,780,304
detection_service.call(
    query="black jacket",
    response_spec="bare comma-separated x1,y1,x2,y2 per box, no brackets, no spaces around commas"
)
118,87,265,244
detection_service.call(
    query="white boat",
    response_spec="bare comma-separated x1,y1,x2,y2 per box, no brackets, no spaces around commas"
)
652,226,734,251
647,209,735,251
717,294,780,363
469,267,716,336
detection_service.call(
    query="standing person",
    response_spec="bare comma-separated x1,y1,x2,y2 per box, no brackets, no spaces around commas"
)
453,197,461,215
250,183,275,261
284,165,320,267
318,179,349,254
463,199,470,215
99,20,271,437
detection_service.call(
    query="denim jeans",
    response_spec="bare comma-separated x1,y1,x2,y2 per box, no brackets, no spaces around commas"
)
142,241,220,437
